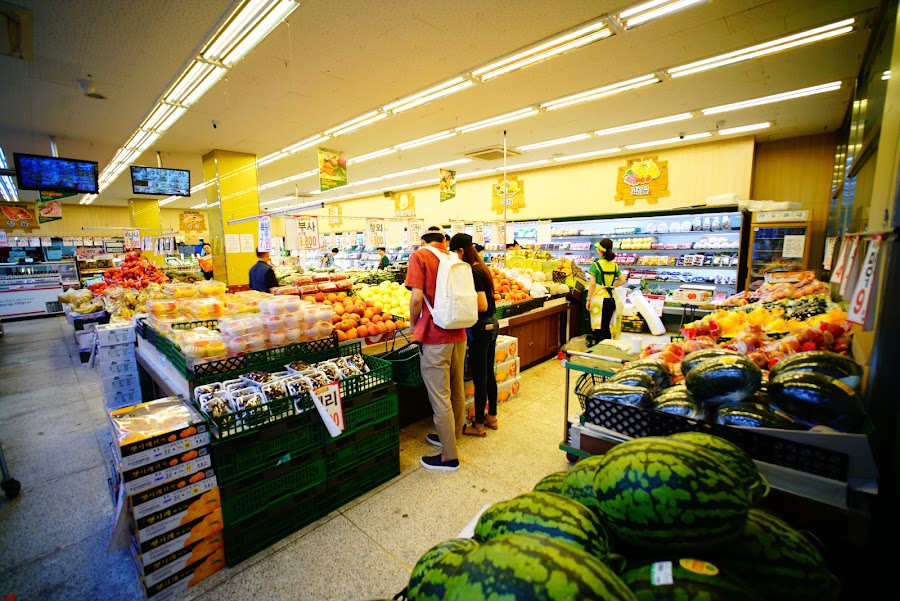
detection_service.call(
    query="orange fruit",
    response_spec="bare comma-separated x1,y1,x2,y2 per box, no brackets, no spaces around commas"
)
372,306,382,316
371,314,383,323
360,317,370,326
331,314,342,324
334,304,345,316
356,326,368,338
363,309,374,320
384,320,396,332
346,329,358,340
336,329,347,342
375,322,387,334
337,292,347,300
367,324,380,337
326,293,337,303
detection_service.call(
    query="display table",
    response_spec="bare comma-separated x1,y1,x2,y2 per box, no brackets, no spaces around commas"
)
498,298,570,369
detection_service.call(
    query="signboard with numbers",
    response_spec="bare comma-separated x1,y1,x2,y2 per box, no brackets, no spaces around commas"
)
296,216,320,250
473,222,485,245
310,382,344,436
450,220,465,236
407,219,424,244
366,218,386,247
124,229,140,250
847,235,882,328
257,215,272,252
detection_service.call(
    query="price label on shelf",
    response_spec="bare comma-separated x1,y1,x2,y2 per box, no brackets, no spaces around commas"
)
296,216,320,250
473,222,485,245
847,235,882,328
310,382,344,437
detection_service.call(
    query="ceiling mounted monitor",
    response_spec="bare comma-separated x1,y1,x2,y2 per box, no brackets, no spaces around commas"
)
130,166,191,197
13,153,99,194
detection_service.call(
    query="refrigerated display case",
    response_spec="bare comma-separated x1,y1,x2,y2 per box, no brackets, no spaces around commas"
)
747,210,812,291
0,263,68,317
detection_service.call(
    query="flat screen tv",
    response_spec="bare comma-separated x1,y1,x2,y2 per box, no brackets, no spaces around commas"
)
13,153,99,194
130,166,191,197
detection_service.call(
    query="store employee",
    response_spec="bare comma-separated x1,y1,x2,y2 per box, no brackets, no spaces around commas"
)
377,247,390,269
249,250,278,293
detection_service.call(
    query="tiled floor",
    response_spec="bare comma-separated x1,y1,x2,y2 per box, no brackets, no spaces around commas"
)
0,316,581,601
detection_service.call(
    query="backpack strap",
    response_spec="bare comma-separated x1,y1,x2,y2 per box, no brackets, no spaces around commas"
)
419,245,447,313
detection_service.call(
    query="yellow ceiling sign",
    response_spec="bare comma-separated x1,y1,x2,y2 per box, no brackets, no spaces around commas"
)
491,175,525,215
327,204,343,228
615,155,670,205
393,192,415,217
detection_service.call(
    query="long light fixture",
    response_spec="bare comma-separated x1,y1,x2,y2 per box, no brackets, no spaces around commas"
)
701,81,842,115
383,77,475,114
595,112,693,136
285,134,330,154
422,158,471,170
668,19,855,78
346,148,396,165
258,168,317,191
456,108,539,134
472,19,611,81
625,131,710,150
717,122,771,136
506,159,551,171
191,202,209,209
79,194,98,205
517,133,592,152
396,130,457,151
325,111,388,137
617,0,707,29
541,74,659,111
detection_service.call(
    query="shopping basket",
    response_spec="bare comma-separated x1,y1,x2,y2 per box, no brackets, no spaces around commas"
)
381,331,423,388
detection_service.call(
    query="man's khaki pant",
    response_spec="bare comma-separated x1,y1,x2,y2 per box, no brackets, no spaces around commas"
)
419,340,467,461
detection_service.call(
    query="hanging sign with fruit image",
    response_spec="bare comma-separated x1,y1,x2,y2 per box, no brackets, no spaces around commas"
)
439,168,456,202
318,147,348,191
393,192,415,217
1,204,39,232
491,175,525,214
615,155,670,206
36,195,65,223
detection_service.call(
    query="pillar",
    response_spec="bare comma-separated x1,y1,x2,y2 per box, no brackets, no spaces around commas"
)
129,198,165,266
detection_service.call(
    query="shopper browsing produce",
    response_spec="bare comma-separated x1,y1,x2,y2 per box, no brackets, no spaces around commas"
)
198,243,214,280
249,250,278,293
377,247,390,269
321,247,339,268
586,238,626,345
405,225,468,471
450,233,499,437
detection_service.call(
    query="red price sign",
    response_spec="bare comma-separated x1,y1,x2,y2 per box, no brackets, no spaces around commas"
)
313,382,344,432
847,235,882,327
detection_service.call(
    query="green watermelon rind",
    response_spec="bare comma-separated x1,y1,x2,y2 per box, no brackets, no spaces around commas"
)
407,538,481,601
533,470,569,494
559,454,606,511
621,557,763,601
668,431,769,504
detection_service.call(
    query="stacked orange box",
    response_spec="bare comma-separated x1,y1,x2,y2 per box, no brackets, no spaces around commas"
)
109,396,225,600
465,335,522,421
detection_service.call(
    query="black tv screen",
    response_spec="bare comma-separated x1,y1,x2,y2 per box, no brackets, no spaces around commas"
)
130,166,191,197
13,153,99,194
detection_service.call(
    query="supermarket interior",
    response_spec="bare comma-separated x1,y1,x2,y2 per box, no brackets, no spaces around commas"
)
0,0,898,599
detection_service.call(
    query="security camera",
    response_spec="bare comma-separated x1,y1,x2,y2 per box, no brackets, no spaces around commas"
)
679,133,685,139
212,120,218,129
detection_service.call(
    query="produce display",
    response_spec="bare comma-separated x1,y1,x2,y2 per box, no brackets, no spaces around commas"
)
58,288,104,315
407,432,839,601
716,274,827,306
87,251,169,295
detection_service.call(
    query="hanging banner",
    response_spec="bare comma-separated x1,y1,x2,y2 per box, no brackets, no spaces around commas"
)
536,221,552,246
36,196,64,223
385,219,406,248
327,204,343,229
257,215,272,252
284,217,299,251
847,235,882,328
838,236,860,298
124,229,141,250
493,221,506,248
473,222,485,245
491,176,525,214
296,216,320,250
615,155,670,205
823,237,838,270
407,219,424,244
1,204,39,232
829,236,850,285
72,236,84,247
366,218,386,247
179,211,206,232
319,147,348,191
439,169,456,202
450,220,465,236
393,192,416,217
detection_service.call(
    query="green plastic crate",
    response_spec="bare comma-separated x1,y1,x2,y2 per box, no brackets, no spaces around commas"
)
221,455,326,525
381,343,423,388
324,393,397,441
211,411,324,486
195,387,315,440
324,416,399,476
326,446,400,511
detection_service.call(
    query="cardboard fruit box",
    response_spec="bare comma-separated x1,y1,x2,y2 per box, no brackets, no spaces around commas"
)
132,531,225,590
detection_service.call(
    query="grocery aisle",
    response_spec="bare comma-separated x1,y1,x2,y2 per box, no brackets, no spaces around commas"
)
0,317,574,601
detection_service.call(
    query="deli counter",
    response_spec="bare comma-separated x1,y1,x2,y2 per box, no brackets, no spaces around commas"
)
0,261,77,318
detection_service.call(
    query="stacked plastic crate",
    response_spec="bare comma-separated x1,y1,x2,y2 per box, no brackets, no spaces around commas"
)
108,396,223,601
464,335,522,421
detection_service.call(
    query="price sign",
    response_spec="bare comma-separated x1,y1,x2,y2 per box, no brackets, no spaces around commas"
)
366,218,386,247
296,216,320,250
257,215,271,252
847,235,882,327
473,222,485,245
72,236,84,247
40,236,52,247
28,237,40,247
407,219,424,244
823,237,838,269
493,222,506,247
450,220,465,236
310,382,344,437
644,294,666,317
536,221,552,246
342,232,355,248
386,219,406,248
838,236,860,297
124,229,140,250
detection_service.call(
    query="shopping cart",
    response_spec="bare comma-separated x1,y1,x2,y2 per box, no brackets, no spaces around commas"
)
0,441,21,499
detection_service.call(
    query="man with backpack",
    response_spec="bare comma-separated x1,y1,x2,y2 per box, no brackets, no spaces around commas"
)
405,225,478,471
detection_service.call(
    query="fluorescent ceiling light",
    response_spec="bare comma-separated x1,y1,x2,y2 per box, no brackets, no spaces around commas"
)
883,70,891,80
0,148,18,203
285,134,329,154
473,20,611,81
381,168,423,180
553,147,621,162
191,181,212,193
383,77,474,113
80,194,98,205
668,19,855,78
618,0,706,29
396,130,457,151
401,178,440,188
349,176,385,187
191,202,208,209
423,158,471,170
505,159,551,171
157,105,187,132
456,107,539,134
260,195,296,206
257,151,285,167
517,133,591,152
221,0,296,66
347,148,396,165
158,196,179,206
717,122,771,135
541,74,659,111
325,111,387,136
702,81,842,115
125,129,162,152
625,132,711,149
595,113,693,136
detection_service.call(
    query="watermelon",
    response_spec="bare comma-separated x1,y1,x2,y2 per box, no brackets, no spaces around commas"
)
594,437,750,552
407,538,481,601
559,454,606,511
533,470,569,494
622,359,673,390
621,557,762,601
648,387,705,420
609,369,658,393
668,431,769,504
445,533,637,601
769,350,863,391
474,491,613,559
714,401,802,430
768,371,867,432
685,356,762,408
681,349,741,377
718,508,840,601
589,383,654,408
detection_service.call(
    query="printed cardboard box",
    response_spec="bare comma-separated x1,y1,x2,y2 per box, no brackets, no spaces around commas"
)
97,342,136,363
132,531,225,589
129,471,218,521
102,373,140,396
494,335,518,363
99,355,138,378
136,508,224,566
104,386,143,411
494,357,520,384
121,452,212,496
465,377,521,421
134,487,221,544
109,396,208,470
141,546,225,600
96,322,136,346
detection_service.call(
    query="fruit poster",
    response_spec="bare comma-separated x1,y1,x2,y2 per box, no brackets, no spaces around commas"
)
491,176,525,215
439,169,456,202
1,204,39,232
179,211,206,231
36,194,64,223
393,192,415,217
615,155,670,205
319,147,348,191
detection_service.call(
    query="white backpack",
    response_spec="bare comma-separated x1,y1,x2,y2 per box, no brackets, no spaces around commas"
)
420,246,478,330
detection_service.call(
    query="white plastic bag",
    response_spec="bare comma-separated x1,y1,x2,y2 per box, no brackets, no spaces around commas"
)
628,289,666,336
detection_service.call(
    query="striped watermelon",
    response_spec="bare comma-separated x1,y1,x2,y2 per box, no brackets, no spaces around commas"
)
594,437,750,552
533,470,569,494
718,508,840,601
559,454,606,511
445,533,637,601
621,557,762,601
407,538,480,601
474,491,613,559
668,431,769,504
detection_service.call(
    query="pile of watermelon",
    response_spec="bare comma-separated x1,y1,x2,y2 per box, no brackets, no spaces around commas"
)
588,350,868,433
404,433,841,601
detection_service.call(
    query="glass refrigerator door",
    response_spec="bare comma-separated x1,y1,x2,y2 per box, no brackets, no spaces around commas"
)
748,223,809,290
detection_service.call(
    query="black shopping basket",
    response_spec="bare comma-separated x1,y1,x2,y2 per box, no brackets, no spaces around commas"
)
381,331,423,388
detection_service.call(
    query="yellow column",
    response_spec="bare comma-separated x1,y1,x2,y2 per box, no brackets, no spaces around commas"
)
129,198,165,266
202,150,260,287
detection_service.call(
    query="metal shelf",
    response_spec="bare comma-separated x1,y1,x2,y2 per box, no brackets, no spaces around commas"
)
551,230,740,239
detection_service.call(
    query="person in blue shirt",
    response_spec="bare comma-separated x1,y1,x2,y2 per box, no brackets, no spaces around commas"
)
249,250,278,293
321,247,339,268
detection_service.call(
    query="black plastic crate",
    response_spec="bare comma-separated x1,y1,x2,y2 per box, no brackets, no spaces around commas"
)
135,317,147,340
324,416,399,476
573,372,610,411
583,396,850,482
222,481,332,568
211,411,324,486
326,446,400,510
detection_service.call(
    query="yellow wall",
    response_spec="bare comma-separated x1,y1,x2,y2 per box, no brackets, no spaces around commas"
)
18,205,209,240
312,136,755,229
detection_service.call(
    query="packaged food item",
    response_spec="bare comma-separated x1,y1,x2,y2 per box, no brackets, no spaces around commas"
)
333,357,363,376
298,284,319,295
270,285,299,296
347,353,370,373
284,328,302,342
286,360,310,372
196,280,227,297
193,383,222,399
241,371,272,384
164,283,199,299
304,370,331,388
260,379,289,400
281,297,300,312
317,282,337,293
183,297,225,319
200,395,232,418
262,314,285,331
269,330,286,346
283,376,312,396
312,274,332,283
147,299,179,317
293,276,313,286
282,314,300,329
315,361,342,381
227,336,248,353
245,332,266,350
333,279,353,291
702,216,711,231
